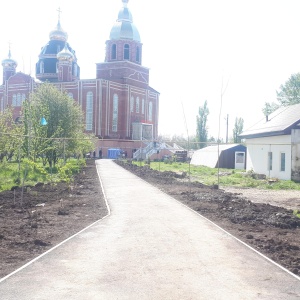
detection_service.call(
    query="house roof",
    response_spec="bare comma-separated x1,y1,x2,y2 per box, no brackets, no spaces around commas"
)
239,103,300,139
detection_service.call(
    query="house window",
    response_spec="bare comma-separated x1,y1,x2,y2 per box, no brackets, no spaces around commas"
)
112,44,117,59
112,94,118,132
130,96,134,113
268,152,273,171
124,44,129,60
86,92,93,131
142,99,145,114
68,93,73,99
136,97,140,113
136,46,140,62
280,152,286,172
148,101,153,122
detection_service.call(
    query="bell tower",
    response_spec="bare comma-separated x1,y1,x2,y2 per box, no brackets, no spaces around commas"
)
2,46,17,84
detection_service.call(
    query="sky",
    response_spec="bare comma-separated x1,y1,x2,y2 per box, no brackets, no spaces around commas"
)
1,0,300,141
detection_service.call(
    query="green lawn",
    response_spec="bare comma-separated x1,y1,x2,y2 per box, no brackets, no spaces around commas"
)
0,159,85,192
132,160,300,190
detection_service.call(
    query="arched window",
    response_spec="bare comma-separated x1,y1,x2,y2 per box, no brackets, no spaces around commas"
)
17,93,21,106
136,97,140,113
112,44,117,60
73,64,77,76
86,92,93,131
130,96,134,113
124,44,130,60
142,99,145,114
40,61,44,74
21,94,26,105
12,94,17,106
112,94,118,132
136,46,140,62
148,101,153,122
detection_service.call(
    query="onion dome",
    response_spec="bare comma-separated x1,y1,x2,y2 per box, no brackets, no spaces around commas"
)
57,43,74,61
49,20,68,42
2,48,17,68
109,0,141,42
36,17,79,82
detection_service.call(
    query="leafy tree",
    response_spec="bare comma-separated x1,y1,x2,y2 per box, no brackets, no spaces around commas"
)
22,82,94,167
196,100,209,149
232,117,244,143
262,102,280,116
263,73,300,115
0,108,23,162
277,73,300,106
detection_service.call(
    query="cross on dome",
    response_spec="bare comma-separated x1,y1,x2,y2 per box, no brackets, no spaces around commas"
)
122,0,129,7
8,41,12,59
57,7,62,21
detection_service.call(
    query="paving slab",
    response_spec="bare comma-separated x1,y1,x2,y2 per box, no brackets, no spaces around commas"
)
0,159,299,300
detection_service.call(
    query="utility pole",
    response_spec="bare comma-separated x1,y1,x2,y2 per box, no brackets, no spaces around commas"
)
226,114,229,144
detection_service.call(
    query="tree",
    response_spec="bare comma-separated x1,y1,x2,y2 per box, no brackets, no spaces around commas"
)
196,100,209,149
0,108,23,162
232,117,244,143
263,73,300,115
22,82,94,167
262,102,279,116
277,73,300,106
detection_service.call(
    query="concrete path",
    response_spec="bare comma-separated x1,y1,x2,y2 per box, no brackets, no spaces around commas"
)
0,159,300,299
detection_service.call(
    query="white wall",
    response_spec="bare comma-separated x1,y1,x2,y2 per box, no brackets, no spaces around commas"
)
244,135,291,180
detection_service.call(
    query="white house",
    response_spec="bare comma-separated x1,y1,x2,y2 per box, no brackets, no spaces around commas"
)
239,104,300,181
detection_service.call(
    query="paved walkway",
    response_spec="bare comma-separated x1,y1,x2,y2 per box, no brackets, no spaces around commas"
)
0,159,300,299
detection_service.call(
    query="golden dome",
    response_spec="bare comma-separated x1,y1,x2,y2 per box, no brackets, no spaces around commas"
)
57,43,74,61
49,20,68,42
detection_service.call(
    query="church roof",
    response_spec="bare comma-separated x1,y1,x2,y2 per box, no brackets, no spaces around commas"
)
240,103,300,138
109,0,141,42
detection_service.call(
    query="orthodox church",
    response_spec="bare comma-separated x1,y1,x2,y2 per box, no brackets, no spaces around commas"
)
0,0,159,158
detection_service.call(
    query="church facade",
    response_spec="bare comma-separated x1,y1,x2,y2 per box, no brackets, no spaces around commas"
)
0,0,159,158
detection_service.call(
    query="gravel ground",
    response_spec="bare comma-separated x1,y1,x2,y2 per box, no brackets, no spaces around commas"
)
222,187,300,210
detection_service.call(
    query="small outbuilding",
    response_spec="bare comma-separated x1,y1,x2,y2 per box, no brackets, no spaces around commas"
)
190,144,247,169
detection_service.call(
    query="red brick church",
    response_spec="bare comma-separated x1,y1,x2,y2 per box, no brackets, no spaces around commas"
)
0,0,159,159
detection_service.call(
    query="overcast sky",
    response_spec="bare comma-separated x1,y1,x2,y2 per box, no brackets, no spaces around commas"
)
1,0,300,140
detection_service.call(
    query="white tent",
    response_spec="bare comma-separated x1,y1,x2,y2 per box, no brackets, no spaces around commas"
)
190,144,246,169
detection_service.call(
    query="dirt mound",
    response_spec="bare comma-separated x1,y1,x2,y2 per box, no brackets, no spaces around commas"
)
0,160,108,278
116,160,300,275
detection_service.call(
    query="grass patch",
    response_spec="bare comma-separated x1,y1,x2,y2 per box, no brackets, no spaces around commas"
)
0,158,86,192
293,210,300,218
130,160,300,190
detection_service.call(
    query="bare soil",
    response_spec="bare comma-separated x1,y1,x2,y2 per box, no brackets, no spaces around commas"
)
1,159,299,280
115,160,300,276
0,159,108,279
